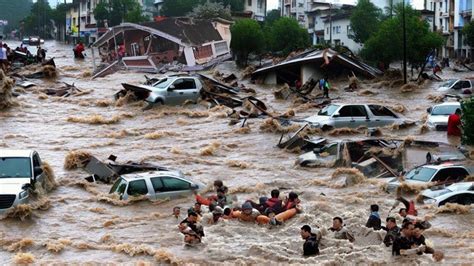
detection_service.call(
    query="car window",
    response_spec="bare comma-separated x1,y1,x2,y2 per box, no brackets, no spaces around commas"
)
153,78,173,88
441,79,456,87
459,80,471,89
338,106,352,117
431,105,460,115
431,168,467,182
161,176,191,191
406,167,436,182
441,193,474,206
151,177,164,192
173,78,196,90
0,157,32,178
351,105,368,117
318,104,339,116
127,180,148,196
369,105,397,117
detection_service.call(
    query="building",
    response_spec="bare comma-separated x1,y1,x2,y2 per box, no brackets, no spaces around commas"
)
66,0,101,44
243,0,268,21
91,18,232,76
323,7,362,53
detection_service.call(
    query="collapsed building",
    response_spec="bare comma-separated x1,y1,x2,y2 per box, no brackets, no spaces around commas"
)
91,17,232,79
252,48,382,85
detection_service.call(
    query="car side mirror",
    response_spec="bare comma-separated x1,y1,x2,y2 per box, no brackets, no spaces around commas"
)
168,85,175,91
190,184,198,189
426,107,432,113
22,183,32,190
332,112,340,118
34,166,43,176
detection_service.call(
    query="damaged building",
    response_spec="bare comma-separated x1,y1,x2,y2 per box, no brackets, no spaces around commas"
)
252,48,382,85
91,17,232,78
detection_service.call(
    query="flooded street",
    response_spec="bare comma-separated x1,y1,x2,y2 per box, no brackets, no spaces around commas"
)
0,41,473,264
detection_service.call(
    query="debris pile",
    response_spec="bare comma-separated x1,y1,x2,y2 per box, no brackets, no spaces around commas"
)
0,70,18,109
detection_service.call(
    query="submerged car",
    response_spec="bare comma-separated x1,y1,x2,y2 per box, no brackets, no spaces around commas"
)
0,150,47,213
304,103,410,130
420,182,473,207
119,75,203,107
385,164,472,192
426,101,461,131
109,170,204,201
437,79,473,97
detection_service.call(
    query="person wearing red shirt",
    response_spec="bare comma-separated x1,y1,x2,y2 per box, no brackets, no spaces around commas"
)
447,108,462,136
73,42,85,59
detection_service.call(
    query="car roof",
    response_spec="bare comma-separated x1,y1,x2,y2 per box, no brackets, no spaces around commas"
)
420,163,464,170
0,149,34,158
434,102,461,107
446,182,473,192
120,170,182,181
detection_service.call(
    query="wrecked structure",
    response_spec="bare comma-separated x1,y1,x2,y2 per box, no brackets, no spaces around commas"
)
252,48,382,85
91,18,232,79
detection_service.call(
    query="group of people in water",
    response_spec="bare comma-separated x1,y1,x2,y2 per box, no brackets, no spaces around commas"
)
173,180,444,261
0,40,47,72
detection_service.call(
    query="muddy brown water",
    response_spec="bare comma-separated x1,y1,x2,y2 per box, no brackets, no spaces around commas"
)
0,41,472,264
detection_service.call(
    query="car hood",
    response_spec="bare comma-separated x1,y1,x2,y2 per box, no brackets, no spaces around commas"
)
427,115,449,124
0,178,29,194
437,86,451,92
421,188,450,199
303,115,330,126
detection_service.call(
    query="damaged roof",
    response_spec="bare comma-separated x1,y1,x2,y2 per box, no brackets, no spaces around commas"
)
252,48,382,79
141,18,223,46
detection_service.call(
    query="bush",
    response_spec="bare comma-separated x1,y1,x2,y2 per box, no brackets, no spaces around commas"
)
230,19,265,66
461,98,474,145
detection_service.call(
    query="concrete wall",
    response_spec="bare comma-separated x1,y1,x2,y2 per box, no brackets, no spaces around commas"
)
301,64,322,84
323,18,362,53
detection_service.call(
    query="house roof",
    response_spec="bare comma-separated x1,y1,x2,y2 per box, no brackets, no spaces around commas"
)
252,48,382,79
92,18,223,48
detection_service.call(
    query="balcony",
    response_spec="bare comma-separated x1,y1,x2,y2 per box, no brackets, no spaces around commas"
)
285,0,291,5
460,9,472,18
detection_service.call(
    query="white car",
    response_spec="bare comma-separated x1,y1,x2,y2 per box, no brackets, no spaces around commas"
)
0,150,47,213
385,164,472,192
109,170,204,201
421,182,474,207
304,103,409,130
437,79,473,97
426,101,461,131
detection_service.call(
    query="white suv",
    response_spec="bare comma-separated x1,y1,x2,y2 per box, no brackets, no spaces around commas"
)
0,150,46,213
109,170,204,201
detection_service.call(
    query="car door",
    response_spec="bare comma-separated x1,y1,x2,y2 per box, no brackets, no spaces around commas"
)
348,105,370,128
159,176,193,199
439,193,474,206
126,179,152,200
169,78,196,105
181,78,200,103
430,168,468,185
167,79,185,105
368,105,399,127
332,105,354,127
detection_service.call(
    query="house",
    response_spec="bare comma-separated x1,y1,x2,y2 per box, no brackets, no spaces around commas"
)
66,0,101,44
244,0,267,21
323,7,362,53
91,17,232,77
252,48,382,85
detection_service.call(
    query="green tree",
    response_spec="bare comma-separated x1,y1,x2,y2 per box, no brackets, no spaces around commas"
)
161,0,205,17
107,0,149,26
361,4,444,67
189,2,232,20
212,0,244,12
350,0,382,43
230,19,265,66
0,0,32,34
267,17,310,55
94,1,110,27
23,0,53,38
462,20,474,47
461,98,474,145
265,9,281,26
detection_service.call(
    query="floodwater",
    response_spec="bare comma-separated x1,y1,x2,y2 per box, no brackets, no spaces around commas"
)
0,41,472,264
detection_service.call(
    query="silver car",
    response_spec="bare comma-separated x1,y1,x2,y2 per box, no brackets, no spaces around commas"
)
304,103,408,130
109,170,204,201
120,75,202,107
420,182,474,207
426,101,461,131
437,79,474,95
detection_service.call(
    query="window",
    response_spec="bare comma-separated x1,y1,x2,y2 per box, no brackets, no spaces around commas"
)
338,106,352,117
431,105,459,115
110,178,127,194
406,167,436,182
173,79,196,90
326,27,329,34
127,180,148,196
161,177,191,191
350,105,368,117
248,0,252,6
369,105,397,117
440,193,474,206
151,177,164,192
432,168,468,183
0,157,32,178
318,104,340,116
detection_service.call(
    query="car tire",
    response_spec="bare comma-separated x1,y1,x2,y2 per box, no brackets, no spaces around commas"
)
321,125,333,131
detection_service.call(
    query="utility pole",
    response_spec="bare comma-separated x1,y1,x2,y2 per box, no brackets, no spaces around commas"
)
329,3,332,46
402,0,407,84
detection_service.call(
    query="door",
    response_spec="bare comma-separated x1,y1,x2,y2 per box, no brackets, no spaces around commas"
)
159,176,193,199
349,105,370,127
126,179,152,200
169,78,198,104
439,193,474,206
333,105,354,127
368,105,399,127
431,168,468,185
166,79,185,105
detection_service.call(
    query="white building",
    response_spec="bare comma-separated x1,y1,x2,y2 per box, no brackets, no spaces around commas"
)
244,0,267,21
323,9,362,52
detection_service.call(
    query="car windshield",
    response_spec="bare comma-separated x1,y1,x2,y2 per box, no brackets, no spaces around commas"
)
0,157,31,178
441,80,456,88
318,104,339,116
153,78,174,89
406,167,437,182
431,105,459,115
110,178,127,194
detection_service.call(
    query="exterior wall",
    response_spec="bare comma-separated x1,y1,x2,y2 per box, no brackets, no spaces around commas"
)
244,0,267,21
323,18,362,53
213,21,231,49
301,64,321,84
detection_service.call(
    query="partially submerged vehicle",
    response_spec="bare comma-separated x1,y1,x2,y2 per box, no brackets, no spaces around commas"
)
420,182,474,207
22,36,44,46
109,170,204,200
437,79,473,97
303,103,411,130
426,101,461,131
0,150,46,213
296,139,467,178
385,164,473,192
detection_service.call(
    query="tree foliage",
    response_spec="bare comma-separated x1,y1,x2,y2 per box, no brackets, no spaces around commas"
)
361,4,444,66
230,19,265,66
265,9,281,26
267,17,310,55
189,2,232,20
350,0,382,43
462,20,474,47
22,0,53,38
0,0,32,33
461,98,474,145
93,0,149,27
94,1,110,27
211,0,244,12
162,0,205,17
